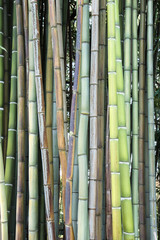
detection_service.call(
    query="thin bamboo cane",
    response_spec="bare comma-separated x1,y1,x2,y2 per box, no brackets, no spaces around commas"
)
105,106,112,240
0,135,8,240
77,0,90,239
0,0,4,151
139,0,146,238
89,1,99,238
48,0,67,218
4,0,17,216
30,1,56,239
147,0,157,238
45,7,54,197
52,78,59,239
115,0,134,238
56,0,68,153
15,0,26,238
124,0,131,159
28,1,38,239
65,0,83,239
131,1,139,239
3,0,9,163
107,1,122,239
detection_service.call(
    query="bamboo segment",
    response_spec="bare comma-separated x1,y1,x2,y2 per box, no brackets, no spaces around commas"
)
3,0,9,163
0,135,8,240
15,0,26,238
131,1,139,239
65,0,83,239
96,0,106,238
107,1,122,239
147,0,157,238
48,0,67,217
77,0,90,239
0,0,4,150
139,0,146,238
89,1,99,239
56,0,68,153
28,1,38,239
115,0,134,239
124,0,131,158
5,0,17,215
30,1,56,239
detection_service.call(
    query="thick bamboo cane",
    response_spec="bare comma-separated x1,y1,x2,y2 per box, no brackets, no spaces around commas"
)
96,0,106,238
15,0,26,238
30,1,56,239
28,1,39,239
48,0,67,218
89,1,99,238
147,0,157,238
131,1,139,239
138,0,146,238
65,0,83,239
5,0,17,216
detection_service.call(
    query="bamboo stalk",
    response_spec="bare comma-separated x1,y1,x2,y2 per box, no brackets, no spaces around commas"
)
124,0,132,159
30,1,56,239
56,0,68,153
15,0,26,238
65,0,83,239
115,0,134,239
96,0,106,238
48,0,67,218
147,0,157,238
77,0,90,239
0,135,8,240
131,1,139,239
5,0,17,216
28,1,39,239
89,1,99,238
139,0,146,238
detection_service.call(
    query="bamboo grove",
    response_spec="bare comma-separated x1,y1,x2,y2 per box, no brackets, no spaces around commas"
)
0,0,159,239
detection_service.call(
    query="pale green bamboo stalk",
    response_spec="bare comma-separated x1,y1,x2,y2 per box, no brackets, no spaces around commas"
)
77,0,90,239
96,0,106,238
28,1,38,239
115,0,134,239
0,135,8,240
0,0,4,148
89,1,99,238
107,1,122,239
4,0,17,215
124,0,131,159
147,0,157,238
131,1,139,239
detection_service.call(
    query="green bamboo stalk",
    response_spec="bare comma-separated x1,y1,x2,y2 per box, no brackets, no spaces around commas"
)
30,1,56,239
65,0,83,239
0,134,8,240
0,0,4,150
28,1,38,239
3,0,9,163
115,0,134,239
147,0,157,238
89,1,99,238
138,0,146,238
124,0,131,159
131,1,139,239
56,0,68,153
48,0,67,218
96,0,106,238
77,0,90,239
107,1,122,239
52,78,59,239
4,0,17,216
15,0,26,238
